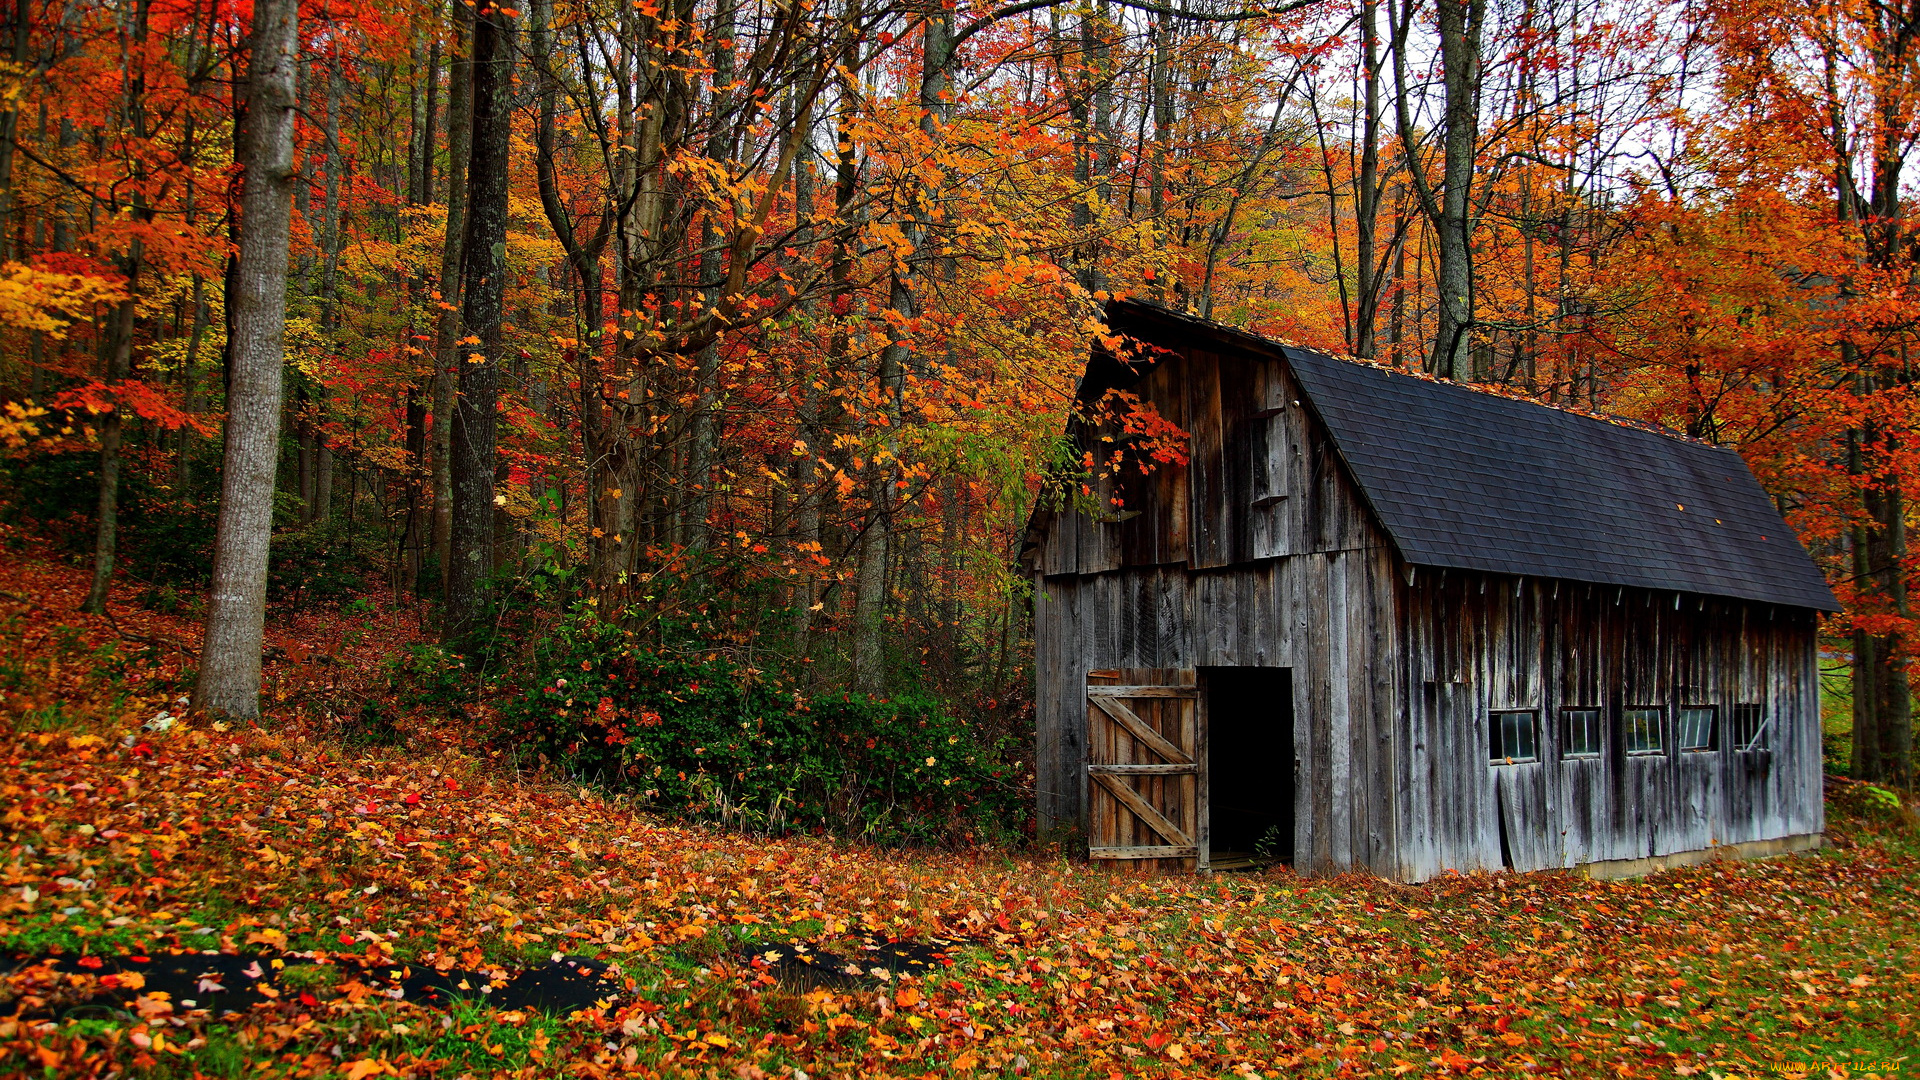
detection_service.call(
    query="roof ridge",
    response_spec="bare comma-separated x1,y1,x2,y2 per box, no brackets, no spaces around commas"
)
1101,296,1838,611
1109,296,1720,450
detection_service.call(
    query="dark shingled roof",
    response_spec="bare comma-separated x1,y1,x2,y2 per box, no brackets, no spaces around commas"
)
1103,300,1839,612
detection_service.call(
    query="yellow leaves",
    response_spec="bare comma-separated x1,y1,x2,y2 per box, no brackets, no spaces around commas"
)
343,1058,397,1080
0,399,49,450
0,261,127,338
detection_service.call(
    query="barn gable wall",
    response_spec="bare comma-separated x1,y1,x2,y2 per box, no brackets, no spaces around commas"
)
1040,351,1380,577
1034,347,1407,876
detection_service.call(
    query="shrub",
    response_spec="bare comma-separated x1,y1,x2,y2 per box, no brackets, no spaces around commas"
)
268,517,381,605
388,643,470,711
1828,778,1917,840
338,699,407,749
500,609,1023,847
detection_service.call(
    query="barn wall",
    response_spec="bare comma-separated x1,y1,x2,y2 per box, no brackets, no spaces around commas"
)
1040,352,1370,578
1396,573,1825,879
1032,548,1405,876
1034,345,1407,875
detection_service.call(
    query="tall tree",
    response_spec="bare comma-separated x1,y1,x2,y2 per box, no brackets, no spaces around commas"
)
192,0,299,718
79,0,153,614
1830,0,1915,787
444,0,515,640
432,0,474,594
1393,0,1485,379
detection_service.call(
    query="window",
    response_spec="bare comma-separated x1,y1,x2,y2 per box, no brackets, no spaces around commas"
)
1729,704,1768,752
1623,707,1664,755
1561,708,1603,758
1678,707,1716,753
1490,710,1539,764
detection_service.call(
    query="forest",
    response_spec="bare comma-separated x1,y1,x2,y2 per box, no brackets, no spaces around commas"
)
0,0,1917,1075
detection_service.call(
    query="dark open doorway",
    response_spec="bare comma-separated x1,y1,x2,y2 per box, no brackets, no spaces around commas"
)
1203,666,1295,869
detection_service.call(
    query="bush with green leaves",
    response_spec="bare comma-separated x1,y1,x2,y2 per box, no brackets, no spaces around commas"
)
388,642,469,710
268,516,382,604
499,609,1024,847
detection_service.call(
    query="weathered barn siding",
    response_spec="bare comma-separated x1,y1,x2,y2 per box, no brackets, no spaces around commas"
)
1395,574,1824,879
1034,552,1406,875
1040,350,1375,578
1035,348,1407,875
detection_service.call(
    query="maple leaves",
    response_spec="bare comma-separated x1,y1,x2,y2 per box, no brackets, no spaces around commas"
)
0,261,128,338
0,627,1916,1080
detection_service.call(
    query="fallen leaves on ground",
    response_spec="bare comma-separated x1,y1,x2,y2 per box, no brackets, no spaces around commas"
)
1,540,1915,1078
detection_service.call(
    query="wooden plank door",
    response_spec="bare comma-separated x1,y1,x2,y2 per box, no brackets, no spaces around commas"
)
1087,668,1204,872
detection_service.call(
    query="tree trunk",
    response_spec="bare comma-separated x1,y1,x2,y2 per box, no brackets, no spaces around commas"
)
1354,0,1382,358
193,0,298,719
684,0,738,553
432,0,475,597
403,26,438,587
0,0,30,260
315,442,334,521
82,0,153,615
177,273,209,487
530,0,612,587
295,388,314,518
851,7,955,692
81,269,139,614
1433,0,1482,379
1835,19,1916,786
312,57,344,526
1148,8,1173,301
444,0,514,641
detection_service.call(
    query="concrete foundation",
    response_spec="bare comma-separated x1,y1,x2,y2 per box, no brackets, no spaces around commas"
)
1576,832,1824,880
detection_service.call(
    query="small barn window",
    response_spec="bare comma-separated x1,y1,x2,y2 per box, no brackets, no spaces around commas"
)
1489,710,1539,764
1729,704,1768,751
1677,707,1716,753
1561,708,1602,758
1623,707,1665,755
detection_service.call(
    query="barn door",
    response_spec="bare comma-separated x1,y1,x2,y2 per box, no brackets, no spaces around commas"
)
1086,669,1204,872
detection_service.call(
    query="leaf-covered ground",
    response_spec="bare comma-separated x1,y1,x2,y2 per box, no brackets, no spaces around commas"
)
2,538,1916,1079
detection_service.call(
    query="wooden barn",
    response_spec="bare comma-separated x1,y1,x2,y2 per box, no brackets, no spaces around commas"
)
1024,300,1839,880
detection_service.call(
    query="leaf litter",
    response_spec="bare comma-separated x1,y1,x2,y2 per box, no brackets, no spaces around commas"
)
1,539,1916,1077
